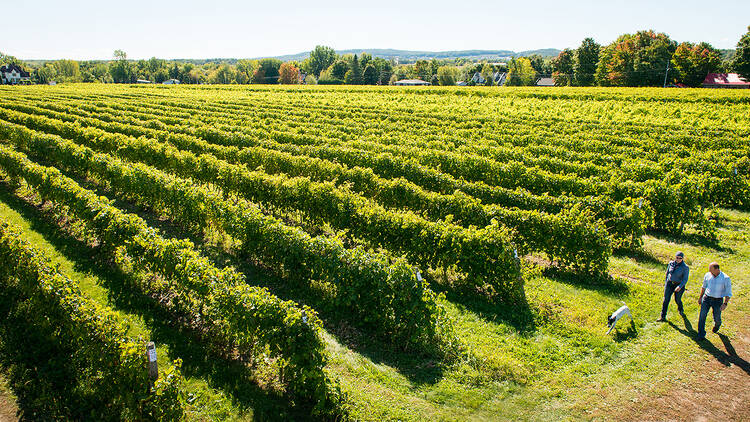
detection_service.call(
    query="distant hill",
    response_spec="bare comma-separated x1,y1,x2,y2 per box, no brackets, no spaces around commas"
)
257,48,562,62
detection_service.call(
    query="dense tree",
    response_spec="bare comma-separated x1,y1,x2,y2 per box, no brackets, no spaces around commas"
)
252,68,266,84
551,49,575,86
414,60,431,81
362,64,378,85
506,57,536,86
574,38,600,86
35,64,57,84
328,60,348,80
360,52,372,69
671,42,721,86
480,63,494,85
109,50,132,83
371,57,392,85
308,45,337,78
345,54,362,84
257,58,282,83
732,26,750,81
595,30,677,86
437,66,458,86
53,59,81,82
278,62,302,84
211,64,236,84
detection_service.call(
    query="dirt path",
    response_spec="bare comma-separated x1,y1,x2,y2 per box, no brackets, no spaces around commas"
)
617,316,750,421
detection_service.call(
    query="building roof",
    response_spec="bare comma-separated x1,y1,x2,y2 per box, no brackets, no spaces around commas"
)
703,73,750,86
395,79,430,85
0,63,31,78
536,77,555,86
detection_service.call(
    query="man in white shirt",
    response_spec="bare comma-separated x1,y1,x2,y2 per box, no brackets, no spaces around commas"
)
697,262,732,340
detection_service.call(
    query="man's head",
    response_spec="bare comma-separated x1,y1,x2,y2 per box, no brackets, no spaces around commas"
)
675,251,684,263
709,262,720,277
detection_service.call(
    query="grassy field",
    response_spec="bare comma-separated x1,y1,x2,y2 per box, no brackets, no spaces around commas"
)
0,85,747,420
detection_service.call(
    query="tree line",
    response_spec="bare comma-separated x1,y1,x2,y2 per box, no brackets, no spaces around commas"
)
2,26,748,87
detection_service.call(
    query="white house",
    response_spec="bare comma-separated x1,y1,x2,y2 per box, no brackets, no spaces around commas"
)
394,79,430,86
536,77,555,87
162,78,180,84
0,63,31,85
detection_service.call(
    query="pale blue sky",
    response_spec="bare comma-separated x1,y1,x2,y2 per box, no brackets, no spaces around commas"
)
4,0,749,60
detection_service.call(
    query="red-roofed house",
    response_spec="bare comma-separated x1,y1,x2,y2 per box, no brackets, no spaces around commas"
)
702,73,750,89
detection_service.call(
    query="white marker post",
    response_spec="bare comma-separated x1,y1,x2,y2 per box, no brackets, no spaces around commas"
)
638,198,643,209
146,342,158,392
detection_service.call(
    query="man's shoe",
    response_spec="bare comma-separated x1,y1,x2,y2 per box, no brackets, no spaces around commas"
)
712,325,719,333
656,317,666,322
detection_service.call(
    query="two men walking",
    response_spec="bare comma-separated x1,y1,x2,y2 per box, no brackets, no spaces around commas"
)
657,253,733,340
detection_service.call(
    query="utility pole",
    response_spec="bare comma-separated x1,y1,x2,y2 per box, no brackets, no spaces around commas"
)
663,60,670,88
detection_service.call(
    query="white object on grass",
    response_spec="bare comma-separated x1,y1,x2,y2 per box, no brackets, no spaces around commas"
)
606,304,632,334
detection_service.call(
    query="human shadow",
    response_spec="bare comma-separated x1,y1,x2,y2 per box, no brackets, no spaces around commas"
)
668,314,750,376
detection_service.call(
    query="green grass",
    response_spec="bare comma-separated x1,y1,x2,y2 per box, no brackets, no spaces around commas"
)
0,175,747,421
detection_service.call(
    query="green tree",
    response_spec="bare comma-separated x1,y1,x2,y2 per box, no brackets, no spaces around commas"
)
35,64,57,84
345,54,362,84
506,57,536,86
671,42,721,86
732,26,750,81
278,62,302,84
551,49,575,86
414,60,430,81
109,49,132,83
360,52,372,69
362,64,378,85
257,58,282,83
574,38,600,86
328,60,348,80
437,66,458,86
595,30,677,86
480,63,494,85
308,45,337,77
53,59,81,82
211,64,236,84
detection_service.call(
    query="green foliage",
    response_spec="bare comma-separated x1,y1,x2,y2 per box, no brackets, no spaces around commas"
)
0,219,186,420
574,38,600,86
308,45,337,78
551,49,575,86
671,42,722,87
732,25,750,81
506,58,536,86
595,30,677,86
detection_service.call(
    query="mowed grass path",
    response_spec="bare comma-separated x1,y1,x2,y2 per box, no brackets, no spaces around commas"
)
0,169,747,421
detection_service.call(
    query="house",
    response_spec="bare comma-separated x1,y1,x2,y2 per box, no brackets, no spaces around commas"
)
493,71,507,86
394,79,430,86
0,63,31,85
471,72,485,85
136,79,152,84
702,73,750,89
536,77,555,87
456,81,467,86
162,78,180,84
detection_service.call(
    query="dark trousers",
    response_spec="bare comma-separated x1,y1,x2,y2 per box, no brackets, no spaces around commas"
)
698,296,723,338
660,281,684,318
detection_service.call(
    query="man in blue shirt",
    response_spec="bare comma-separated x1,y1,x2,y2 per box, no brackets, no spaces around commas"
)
697,262,732,340
657,251,689,322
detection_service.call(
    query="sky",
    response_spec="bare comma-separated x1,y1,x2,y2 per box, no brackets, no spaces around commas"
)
4,0,749,60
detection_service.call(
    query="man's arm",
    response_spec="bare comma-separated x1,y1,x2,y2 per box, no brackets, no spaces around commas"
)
677,267,689,290
722,277,732,310
699,287,706,304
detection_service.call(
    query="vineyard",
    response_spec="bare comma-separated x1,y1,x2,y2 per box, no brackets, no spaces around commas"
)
0,84,749,420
